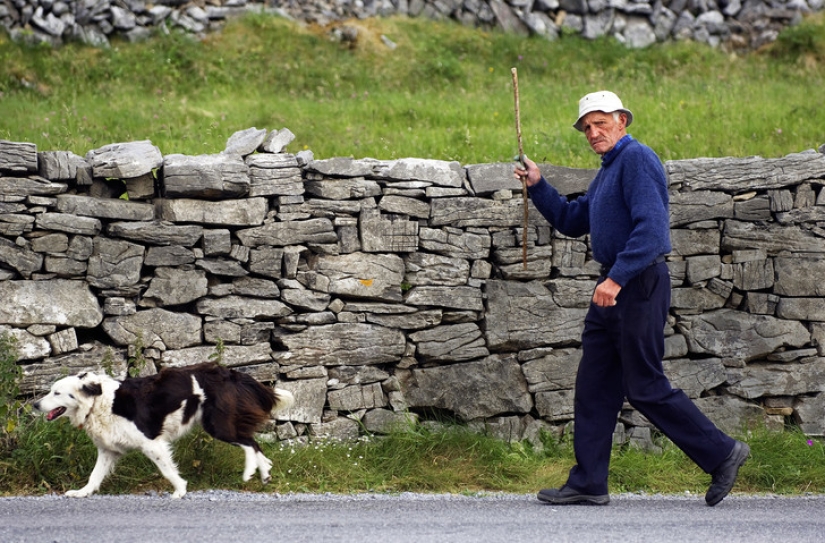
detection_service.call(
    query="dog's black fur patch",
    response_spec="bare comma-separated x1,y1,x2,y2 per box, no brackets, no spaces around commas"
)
111,363,276,444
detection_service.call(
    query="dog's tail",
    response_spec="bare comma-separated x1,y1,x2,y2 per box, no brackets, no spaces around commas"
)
272,388,295,415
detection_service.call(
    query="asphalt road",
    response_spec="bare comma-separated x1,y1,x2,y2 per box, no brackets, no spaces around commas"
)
2,491,824,543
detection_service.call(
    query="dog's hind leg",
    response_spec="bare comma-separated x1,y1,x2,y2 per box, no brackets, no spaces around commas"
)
239,444,273,484
257,450,273,484
67,448,121,498
240,444,258,482
201,414,273,484
141,441,188,498
255,451,272,484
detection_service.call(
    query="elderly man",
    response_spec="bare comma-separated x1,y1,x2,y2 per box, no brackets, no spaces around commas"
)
514,91,749,506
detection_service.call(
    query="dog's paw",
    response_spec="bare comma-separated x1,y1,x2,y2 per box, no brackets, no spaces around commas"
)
65,489,93,498
171,488,187,499
170,480,188,499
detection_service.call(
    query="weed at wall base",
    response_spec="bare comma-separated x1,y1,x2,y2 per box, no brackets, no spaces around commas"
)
0,332,23,444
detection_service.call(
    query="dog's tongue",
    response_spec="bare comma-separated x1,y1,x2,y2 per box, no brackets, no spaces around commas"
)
46,407,66,421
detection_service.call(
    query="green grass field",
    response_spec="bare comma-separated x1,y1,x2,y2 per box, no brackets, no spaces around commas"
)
1,13,824,168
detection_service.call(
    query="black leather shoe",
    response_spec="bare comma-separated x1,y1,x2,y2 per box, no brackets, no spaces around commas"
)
705,440,750,506
537,485,610,505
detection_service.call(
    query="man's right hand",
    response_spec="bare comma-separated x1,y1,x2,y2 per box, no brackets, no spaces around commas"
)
514,155,542,187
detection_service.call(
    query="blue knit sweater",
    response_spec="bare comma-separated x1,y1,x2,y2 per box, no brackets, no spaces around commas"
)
527,135,671,287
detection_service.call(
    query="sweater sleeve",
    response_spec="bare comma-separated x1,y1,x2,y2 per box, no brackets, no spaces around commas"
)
527,176,590,239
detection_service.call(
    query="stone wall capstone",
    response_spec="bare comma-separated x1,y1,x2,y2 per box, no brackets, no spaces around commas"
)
2,0,822,51
3,131,825,451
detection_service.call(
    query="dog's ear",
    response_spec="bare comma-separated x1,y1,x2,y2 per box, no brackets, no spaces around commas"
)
81,382,103,397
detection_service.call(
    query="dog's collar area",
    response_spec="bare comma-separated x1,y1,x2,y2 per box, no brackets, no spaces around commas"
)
79,396,96,429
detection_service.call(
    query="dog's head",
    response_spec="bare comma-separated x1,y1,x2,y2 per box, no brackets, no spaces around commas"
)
33,372,104,427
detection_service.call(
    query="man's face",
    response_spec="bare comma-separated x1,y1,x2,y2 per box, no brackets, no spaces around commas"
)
580,111,628,155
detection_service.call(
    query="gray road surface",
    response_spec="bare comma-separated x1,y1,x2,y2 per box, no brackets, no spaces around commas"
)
2,491,824,543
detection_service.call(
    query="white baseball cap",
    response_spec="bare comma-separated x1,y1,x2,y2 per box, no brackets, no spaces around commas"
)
573,90,633,132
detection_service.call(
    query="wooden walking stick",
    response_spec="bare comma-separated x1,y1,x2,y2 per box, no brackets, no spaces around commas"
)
511,67,528,270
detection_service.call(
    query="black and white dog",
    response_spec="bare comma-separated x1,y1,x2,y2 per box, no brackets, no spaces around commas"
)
33,362,294,498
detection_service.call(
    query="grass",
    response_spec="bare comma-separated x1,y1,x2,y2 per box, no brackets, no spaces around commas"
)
2,416,825,497
1,14,824,168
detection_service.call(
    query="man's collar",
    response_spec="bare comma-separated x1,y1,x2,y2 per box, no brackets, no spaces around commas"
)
601,134,634,165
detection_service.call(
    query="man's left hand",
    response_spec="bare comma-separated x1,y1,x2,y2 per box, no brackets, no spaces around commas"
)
593,278,621,307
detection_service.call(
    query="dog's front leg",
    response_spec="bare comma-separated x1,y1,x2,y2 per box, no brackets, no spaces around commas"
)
142,441,188,498
66,448,120,498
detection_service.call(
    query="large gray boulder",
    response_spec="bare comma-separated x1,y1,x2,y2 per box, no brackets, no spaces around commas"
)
723,220,825,253
404,286,484,311
0,238,43,278
0,325,51,361
399,354,533,420
20,343,128,394
0,176,67,197
141,268,209,307
236,218,338,247
35,212,101,236
774,256,825,296
107,220,203,246
667,151,825,193
418,226,491,260
88,140,163,179
196,296,292,320
163,153,249,198
158,197,267,226
377,158,464,188
102,308,202,350
56,194,154,221
694,396,765,435
0,140,38,172
304,177,381,200
663,357,728,398
521,347,580,393
272,377,328,424
278,323,406,366
86,237,145,289
727,357,825,399
312,252,405,302
409,323,489,363
0,280,102,327
678,309,810,364
160,342,273,368
485,280,586,350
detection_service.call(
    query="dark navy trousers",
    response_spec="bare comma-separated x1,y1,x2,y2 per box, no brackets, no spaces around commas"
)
566,261,736,495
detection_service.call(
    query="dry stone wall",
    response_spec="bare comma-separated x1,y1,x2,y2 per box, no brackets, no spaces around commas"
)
1,0,822,51
3,129,825,450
